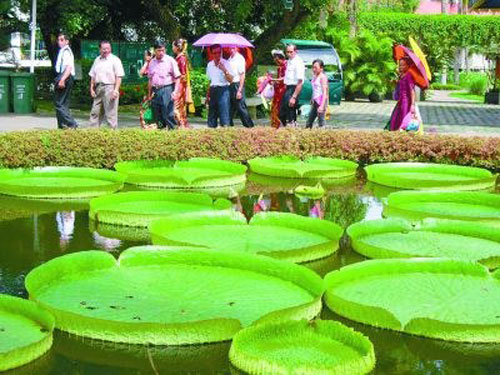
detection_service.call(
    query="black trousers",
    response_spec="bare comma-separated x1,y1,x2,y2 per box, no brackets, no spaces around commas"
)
279,85,297,126
229,83,254,128
54,76,77,129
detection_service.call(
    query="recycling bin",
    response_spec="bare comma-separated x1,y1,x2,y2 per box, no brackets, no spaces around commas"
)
0,70,11,113
11,72,35,113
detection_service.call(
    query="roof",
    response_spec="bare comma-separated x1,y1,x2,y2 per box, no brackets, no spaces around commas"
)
280,39,333,49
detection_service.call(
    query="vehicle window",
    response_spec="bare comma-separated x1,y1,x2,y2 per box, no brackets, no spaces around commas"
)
296,48,339,66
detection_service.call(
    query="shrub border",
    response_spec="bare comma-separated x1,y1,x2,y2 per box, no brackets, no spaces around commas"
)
0,128,498,172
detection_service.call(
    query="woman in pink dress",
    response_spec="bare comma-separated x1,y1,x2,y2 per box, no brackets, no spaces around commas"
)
390,57,416,131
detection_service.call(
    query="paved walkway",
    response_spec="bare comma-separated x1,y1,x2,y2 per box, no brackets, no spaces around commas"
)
1,91,499,136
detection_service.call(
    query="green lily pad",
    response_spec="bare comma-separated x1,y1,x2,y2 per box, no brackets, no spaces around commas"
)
366,162,497,191
347,218,500,268
150,211,343,263
25,247,324,345
0,167,124,198
383,191,500,226
248,156,358,179
229,320,375,375
89,191,232,227
294,183,325,199
325,258,500,342
114,158,247,189
0,294,55,371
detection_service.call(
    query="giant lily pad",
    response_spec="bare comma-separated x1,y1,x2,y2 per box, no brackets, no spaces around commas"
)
365,162,497,191
114,158,247,189
383,191,500,226
0,167,124,199
229,320,375,375
150,211,343,263
0,294,55,371
25,247,324,345
347,218,500,268
89,191,232,227
248,156,358,179
325,258,500,342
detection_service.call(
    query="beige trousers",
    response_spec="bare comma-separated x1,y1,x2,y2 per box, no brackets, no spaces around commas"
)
90,84,118,129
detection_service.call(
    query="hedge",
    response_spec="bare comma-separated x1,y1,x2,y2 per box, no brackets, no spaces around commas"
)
0,129,499,172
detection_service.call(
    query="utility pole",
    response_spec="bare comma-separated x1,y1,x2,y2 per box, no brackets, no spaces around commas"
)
29,0,37,73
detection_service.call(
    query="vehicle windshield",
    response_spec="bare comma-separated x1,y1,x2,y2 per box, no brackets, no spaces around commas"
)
296,48,340,66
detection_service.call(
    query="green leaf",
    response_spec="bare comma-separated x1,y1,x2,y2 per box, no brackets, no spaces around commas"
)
89,191,232,227
384,191,500,226
347,218,500,268
325,258,500,342
114,158,247,188
229,320,375,375
366,162,497,191
248,156,358,179
150,211,344,263
0,294,55,371
0,167,124,198
25,248,324,345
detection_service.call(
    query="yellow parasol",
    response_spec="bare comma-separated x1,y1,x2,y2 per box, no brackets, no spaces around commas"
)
409,36,431,81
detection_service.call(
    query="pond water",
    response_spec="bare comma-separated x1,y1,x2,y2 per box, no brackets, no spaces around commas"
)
1,173,500,375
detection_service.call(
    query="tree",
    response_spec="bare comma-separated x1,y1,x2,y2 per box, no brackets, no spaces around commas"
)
0,0,27,51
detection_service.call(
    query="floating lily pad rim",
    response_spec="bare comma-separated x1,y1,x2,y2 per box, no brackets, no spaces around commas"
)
229,319,376,375
0,167,125,183
0,294,55,371
150,211,344,242
324,258,500,342
88,191,233,222
347,217,500,264
25,248,324,344
366,162,495,177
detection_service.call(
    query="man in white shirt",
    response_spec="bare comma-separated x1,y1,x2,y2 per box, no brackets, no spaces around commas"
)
206,44,234,128
227,47,254,128
279,44,305,127
54,33,78,129
89,41,125,129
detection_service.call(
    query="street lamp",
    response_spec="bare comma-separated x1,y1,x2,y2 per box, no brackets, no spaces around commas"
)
29,0,37,73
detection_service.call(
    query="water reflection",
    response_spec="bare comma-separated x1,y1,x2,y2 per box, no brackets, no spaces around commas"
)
1,184,500,375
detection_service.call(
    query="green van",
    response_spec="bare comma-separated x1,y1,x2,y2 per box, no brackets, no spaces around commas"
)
279,39,344,106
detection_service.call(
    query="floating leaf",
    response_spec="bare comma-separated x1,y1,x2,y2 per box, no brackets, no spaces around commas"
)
325,258,500,342
229,320,375,375
0,294,55,371
248,156,358,179
347,218,500,268
366,162,497,191
89,191,232,227
25,247,324,345
383,191,500,226
150,211,343,263
0,167,124,198
114,158,247,189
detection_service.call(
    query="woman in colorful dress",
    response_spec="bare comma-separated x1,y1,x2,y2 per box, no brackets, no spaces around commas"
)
270,49,287,129
389,56,416,131
172,39,194,129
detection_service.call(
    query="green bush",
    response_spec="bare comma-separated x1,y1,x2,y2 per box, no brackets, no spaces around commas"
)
429,83,462,91
468,77,488,96
119,83,148,105
0,129,498,171
190,68,210,107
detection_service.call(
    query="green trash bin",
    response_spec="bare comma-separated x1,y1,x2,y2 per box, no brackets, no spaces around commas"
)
11,72,35,114
0,70,11,113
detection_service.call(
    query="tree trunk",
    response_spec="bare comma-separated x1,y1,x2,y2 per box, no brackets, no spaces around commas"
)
143,0,180,41
253,1,308,64
348,0,357,38
454,48,462,84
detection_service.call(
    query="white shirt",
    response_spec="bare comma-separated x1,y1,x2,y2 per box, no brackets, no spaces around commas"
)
228,52,246,84
206,59,233,87
89,53,125,84
284,55,305,86
55,46,75,76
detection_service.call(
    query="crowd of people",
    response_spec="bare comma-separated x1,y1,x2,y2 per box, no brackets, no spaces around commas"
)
52,33,331,130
